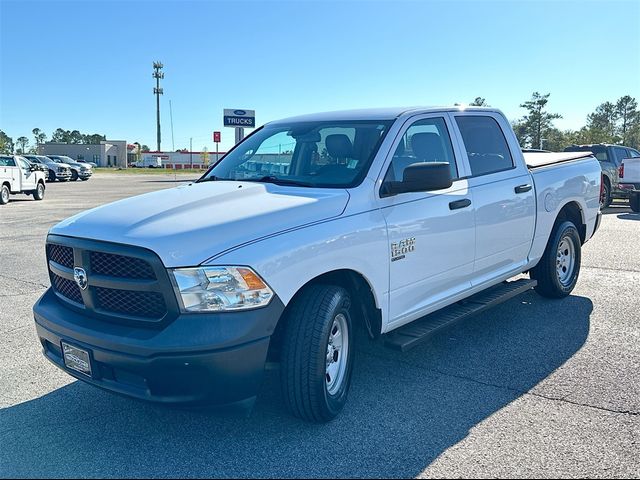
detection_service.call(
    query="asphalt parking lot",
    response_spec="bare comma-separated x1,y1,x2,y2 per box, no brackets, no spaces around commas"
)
1,173,639,478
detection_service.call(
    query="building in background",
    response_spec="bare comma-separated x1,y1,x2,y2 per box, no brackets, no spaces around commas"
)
39,140,127,167
140,150,226,169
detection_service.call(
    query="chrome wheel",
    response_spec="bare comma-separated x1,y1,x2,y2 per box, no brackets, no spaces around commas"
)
1,186,8,204
556,235,576,286
325,313,349,396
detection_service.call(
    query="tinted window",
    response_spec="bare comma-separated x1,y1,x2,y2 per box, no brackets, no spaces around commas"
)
630,149,640,158
0,156,16,167
455,116,514,176
613,147,629,165
383,117,457,182
564,145,609,162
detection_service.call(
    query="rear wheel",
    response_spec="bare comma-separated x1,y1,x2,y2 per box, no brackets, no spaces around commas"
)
0,184,9,205
280,285,354,423
601,180,611,208
630,193,640,213
33,182,45,200
531,221,581,298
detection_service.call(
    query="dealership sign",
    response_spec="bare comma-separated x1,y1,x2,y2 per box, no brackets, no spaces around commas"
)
223,109,255,128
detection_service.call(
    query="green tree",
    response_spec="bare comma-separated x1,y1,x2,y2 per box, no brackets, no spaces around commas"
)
469,97,489,107
616,95,638,145
83,133,106,144
51,128,69,143
32,128,47,149
518,92,562,149
0,130,14,154
586,101,619,141
16,136,29,154
141,144,150,152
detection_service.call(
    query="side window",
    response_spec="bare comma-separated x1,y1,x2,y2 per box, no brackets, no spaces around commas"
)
384,117,457,183
0,156,16,167
17,157,30,172
455,116,514,176
613,147,629,165
630,149,640,158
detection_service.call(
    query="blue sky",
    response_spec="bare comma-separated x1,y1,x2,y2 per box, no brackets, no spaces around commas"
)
1,0,639,152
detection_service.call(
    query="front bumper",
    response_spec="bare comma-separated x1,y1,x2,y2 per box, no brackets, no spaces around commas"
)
34,287,284,405
55,171,72,180
78,170,92,179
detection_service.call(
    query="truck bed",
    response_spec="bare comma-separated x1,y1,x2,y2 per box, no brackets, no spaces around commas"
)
524,151,594,169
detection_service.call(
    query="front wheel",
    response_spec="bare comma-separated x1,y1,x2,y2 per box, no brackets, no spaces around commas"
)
280,285,354,423
531,221,581,298
71,170,79,181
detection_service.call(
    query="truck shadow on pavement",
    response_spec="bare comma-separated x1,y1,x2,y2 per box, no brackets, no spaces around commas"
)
1,291,592,478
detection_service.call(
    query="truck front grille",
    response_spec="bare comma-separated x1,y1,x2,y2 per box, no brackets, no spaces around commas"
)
95,288,166,318
48,244,74,269
90,251,156,279
51,272,84,305
46,236,177,326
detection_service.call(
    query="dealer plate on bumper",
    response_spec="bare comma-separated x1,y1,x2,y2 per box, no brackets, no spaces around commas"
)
61,342,92,377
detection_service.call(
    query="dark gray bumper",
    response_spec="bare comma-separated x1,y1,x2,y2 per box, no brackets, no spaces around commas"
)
34,287,284,405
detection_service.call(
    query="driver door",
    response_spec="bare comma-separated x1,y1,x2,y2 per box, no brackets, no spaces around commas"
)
16,157,37,190
378,115,476,329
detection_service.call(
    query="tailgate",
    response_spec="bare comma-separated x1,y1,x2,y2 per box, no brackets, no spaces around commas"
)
621,157,640,184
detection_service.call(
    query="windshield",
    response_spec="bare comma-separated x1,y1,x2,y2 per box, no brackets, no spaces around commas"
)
200,120,393,188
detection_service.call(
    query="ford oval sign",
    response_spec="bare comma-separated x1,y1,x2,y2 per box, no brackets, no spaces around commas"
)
224,109,256,128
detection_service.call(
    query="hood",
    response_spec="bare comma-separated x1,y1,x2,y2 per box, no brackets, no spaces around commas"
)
50,181,350,267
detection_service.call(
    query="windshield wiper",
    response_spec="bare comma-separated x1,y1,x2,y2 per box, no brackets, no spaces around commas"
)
244,175,313,187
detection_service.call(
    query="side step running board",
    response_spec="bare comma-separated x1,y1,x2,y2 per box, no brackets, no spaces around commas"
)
384,278,537,352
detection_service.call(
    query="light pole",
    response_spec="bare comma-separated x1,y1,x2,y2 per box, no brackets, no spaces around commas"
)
153,62,164,152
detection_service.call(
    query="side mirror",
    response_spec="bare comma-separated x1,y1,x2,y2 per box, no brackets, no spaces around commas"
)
382,162,453,197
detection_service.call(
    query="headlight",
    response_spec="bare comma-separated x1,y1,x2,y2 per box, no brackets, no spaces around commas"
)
171,266,273,312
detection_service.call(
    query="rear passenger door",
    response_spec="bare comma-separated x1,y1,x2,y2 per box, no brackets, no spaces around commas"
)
450,112,535,285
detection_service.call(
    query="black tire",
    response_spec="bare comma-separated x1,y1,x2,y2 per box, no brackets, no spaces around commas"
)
33,182,45,201
71,170,79,181
601,180,611,208
0,184,9,205
80,177,89,181
531,221,581,298
630,193,640,213
48,170,56,182
280,285,354,423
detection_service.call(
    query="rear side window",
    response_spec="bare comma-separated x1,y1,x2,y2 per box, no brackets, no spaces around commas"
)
455,116,514,176
613,147,630,165
0,156,16,167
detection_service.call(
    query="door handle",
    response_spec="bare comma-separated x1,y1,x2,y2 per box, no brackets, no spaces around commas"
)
449,198,471,210
515,184,532,194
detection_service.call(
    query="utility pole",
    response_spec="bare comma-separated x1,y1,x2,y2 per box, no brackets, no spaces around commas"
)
152,61,164,152
190,137,193,168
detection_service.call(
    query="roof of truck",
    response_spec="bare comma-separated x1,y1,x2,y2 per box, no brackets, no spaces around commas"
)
268,106,502,124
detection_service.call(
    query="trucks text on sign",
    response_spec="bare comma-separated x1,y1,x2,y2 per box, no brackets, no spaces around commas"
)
223,109,255,128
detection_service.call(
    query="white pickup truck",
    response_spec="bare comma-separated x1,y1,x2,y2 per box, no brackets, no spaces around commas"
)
33,107,601,422
1,155,47,205
619,155,640,212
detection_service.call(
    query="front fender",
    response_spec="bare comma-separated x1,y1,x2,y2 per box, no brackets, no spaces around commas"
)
206,210,390,325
